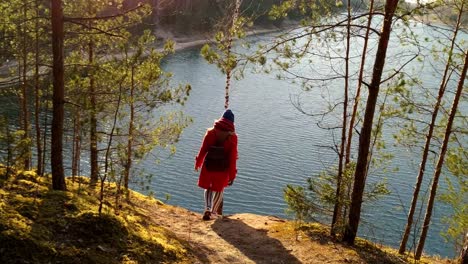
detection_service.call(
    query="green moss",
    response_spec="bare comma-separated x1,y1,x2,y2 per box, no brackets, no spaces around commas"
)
70,212,128,245
0,232,56,263
0,169,194,264
11,197,39,220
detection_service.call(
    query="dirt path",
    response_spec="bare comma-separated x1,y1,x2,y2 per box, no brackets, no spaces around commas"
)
144,201,373,264
146,203,300,263
134,195,448,264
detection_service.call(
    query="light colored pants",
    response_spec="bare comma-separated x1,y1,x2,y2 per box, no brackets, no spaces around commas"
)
204,189,223,215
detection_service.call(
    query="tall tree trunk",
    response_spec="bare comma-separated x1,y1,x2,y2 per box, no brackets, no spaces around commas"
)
124,66,135,191
345,0,374,165
399,2,464,254
331,0,351,237
51,0,67,190
343,0,399,244
344,1,375,220
34,0,43,176
89,38,99,184
22,0,30,170
415,50,468,260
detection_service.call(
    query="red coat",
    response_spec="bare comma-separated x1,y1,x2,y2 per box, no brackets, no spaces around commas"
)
195,118,238,192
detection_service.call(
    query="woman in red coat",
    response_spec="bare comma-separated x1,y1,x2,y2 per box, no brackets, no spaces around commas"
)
195,109,238,220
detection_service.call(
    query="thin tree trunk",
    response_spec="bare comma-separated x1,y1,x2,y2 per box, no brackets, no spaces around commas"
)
331,0,351,237
42,101,48,175
99,81,123,215
89,38,99,184
415,50,468,260
399,2,464,254
72,110,81,178
345,0,374,165
124,66,135,192
22,0,30,170
224,70,231,109
114,173,124,214
224,0,241,110
343,0,399,244
51,0,66,190
71,117,76,180
34,0,43,176
6,121,12,179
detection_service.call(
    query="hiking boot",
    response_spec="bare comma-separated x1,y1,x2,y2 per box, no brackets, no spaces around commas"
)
202,211,211,221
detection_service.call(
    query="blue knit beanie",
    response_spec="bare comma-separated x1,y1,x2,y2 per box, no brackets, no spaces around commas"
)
222,109,234,123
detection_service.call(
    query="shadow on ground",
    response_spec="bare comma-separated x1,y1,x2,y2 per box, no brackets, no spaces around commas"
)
353,241,407,264
300,225,406,264
212,217,301,264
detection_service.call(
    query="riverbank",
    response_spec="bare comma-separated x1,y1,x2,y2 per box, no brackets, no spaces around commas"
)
156,20,300,52
0,168,454,263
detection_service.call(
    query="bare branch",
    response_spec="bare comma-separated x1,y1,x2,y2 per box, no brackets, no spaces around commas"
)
66,20,126,38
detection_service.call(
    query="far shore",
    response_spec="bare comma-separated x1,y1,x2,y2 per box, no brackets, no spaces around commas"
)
0,22,300,85
168,23,301,52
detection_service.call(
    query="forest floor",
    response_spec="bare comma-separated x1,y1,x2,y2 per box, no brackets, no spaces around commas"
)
0,168,455,264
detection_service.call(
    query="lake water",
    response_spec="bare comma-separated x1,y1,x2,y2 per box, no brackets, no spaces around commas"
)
139,23,466,258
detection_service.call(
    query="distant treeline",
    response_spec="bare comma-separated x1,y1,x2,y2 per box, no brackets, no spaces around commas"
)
121,0,290,33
